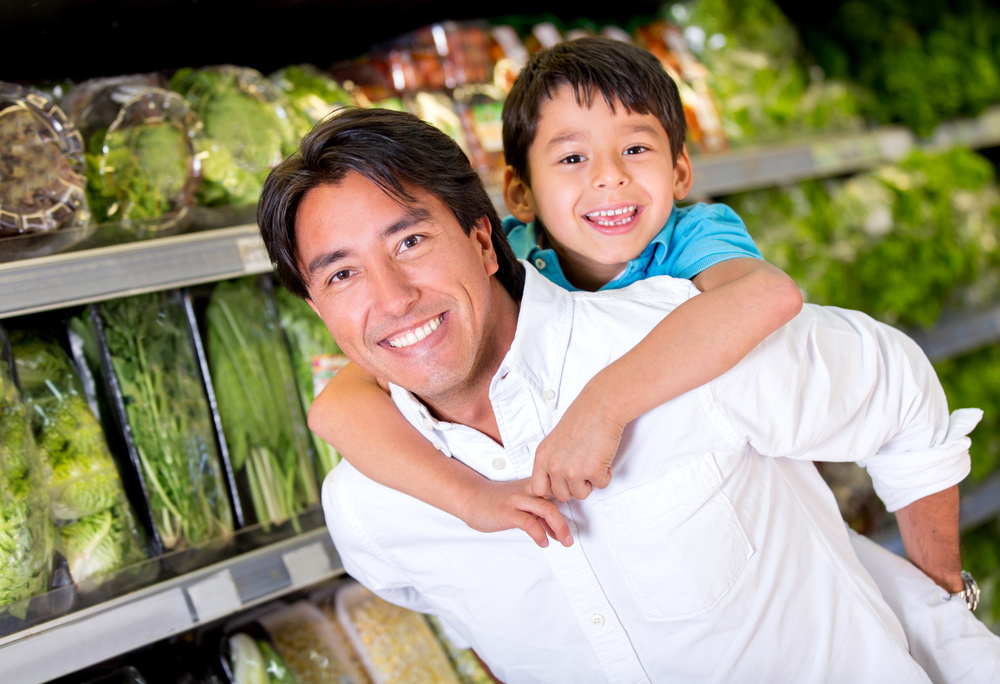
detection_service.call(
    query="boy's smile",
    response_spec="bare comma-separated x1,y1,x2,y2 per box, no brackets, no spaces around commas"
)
504,84,692,291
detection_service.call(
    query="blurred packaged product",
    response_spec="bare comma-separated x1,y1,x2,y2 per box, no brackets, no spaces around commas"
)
0,330,55,619
169,65,300,208
62,74,204,236
334,580,460,684
203,277,320,528
453,83,506,190
270,64,356,134
0,81,91,260
258,600,369,684
77,292,235,553
10,330,148,585
487,25,529,92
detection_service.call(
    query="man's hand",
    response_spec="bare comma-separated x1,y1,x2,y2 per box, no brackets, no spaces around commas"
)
459,478,574,548
530,390,625,502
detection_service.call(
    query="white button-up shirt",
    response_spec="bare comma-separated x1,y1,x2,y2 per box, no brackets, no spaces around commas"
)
323,266,980,684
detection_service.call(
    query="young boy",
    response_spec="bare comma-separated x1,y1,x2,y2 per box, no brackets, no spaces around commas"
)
310,37,997,681
309,35,801,547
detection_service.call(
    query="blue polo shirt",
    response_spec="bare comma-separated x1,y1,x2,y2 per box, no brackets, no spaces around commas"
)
503,202,762,291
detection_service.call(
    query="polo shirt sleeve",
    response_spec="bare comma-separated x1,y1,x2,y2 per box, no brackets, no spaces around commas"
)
667,203,763,280
702,303,978,512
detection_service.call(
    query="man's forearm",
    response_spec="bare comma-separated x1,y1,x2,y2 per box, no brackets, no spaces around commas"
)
894,485,964,592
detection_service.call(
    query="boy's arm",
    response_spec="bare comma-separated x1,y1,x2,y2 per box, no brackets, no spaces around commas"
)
532,258,803,500
312,362,572,547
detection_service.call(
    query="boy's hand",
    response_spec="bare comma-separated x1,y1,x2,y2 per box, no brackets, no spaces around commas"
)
460,478,574,548
530,392,625,502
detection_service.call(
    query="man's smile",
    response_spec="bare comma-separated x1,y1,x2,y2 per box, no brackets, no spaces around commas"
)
385,314,445,348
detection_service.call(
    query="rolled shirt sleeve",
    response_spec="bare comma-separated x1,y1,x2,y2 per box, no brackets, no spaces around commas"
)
706,302,980,512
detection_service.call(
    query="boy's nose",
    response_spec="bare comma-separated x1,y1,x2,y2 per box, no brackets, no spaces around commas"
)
593,155,629,189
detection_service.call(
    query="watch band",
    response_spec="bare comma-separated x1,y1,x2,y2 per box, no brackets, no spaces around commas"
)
950,570,980,611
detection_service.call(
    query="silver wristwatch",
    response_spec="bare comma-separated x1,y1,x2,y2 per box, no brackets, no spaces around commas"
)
950,570,980,611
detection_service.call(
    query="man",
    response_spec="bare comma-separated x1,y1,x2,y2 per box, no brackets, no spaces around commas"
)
258,107,995,683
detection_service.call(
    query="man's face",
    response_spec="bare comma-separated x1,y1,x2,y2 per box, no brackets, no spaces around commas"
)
505,84,692,290
297,172,509,404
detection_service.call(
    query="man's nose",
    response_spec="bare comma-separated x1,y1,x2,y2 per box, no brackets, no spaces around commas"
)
369,262,419,315
593,152,629,190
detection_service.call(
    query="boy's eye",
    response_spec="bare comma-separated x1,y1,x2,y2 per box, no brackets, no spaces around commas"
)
559,154,585,164
623,145,648,155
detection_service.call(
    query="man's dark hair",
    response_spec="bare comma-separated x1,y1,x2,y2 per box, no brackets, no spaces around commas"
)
502,36,687,184
258,107,525,300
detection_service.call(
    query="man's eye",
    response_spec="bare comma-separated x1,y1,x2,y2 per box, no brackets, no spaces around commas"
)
559,154,584,164
329,269,353,283
398,234,424,252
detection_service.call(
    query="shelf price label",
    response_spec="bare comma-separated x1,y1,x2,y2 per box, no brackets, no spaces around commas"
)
236,235,273,274
283,541,335,588
185,570,241,623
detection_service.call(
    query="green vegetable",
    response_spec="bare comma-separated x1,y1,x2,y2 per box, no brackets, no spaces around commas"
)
0,352,52,617
229,633,267,684
273,285,345,478
258,639,301,684
11,331,148,583
95,293,234,550
169,66,299,208
270,64,354,136
206,278,319,528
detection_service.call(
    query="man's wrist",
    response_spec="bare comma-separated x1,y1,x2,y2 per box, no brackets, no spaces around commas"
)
949,570,980,610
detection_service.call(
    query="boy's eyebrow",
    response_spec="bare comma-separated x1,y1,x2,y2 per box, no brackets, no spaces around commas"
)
304,207,432,277
544,123,664,150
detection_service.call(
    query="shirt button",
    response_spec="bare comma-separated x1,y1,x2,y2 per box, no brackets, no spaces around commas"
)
534,257,546,270
432,441,443,451
591,613,605,627
422,418,435,431
542,389,556,402
491,457,507,470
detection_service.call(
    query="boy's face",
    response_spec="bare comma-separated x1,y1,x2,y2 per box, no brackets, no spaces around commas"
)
504,84,692,290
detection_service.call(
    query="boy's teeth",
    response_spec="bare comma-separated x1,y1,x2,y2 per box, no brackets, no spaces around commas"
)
388,316,442,348
586,206,637,224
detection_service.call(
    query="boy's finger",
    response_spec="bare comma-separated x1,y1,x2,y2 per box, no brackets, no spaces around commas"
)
521,497,573,546
530,470,552,498
569,479,594,501
515,513,550,548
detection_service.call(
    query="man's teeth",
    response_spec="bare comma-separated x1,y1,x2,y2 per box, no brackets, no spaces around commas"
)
388,316,442,348
587,206,637,225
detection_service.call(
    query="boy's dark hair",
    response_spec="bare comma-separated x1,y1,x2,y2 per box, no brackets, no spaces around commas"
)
258,107,525,301
502,36,687,184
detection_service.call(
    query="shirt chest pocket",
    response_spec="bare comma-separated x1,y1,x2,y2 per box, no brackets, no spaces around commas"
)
591,453,754,621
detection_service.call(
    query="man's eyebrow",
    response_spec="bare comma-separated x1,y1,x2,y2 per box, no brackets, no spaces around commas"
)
304,206,433,277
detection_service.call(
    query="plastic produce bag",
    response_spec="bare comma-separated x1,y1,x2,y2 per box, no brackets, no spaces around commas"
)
269,64,354,135
169,66,299,208
204,277,319,528
88,291,234,552
62,74,204,234
0,81,91,261
0,332,53,617
273,285,347,479
10,330,148,583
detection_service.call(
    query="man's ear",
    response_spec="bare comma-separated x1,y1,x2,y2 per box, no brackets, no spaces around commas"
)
472,215,500,277
672,144,694,201
503,166,536,224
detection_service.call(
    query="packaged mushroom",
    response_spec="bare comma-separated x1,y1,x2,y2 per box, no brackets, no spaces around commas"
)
0,82,90,261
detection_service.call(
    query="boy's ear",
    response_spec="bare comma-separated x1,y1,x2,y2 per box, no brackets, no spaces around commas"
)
672,144,694,201
502,166,537,224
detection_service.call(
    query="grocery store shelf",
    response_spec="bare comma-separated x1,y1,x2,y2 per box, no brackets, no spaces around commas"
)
0,225,273,320
923,105,1000,153
0,527,343,684
690,126,916,197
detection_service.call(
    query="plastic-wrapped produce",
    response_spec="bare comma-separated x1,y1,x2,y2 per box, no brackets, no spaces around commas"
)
335,581,460,684
273,285,347,479
169,66,299,208
0,331,53,617
0,82,90,260
204,277,319,527
10,330,148,583
258,601,368,684
62,75,203,235
269,64,354,136
425,616,493,684
86,292,235,552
